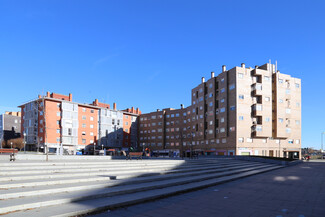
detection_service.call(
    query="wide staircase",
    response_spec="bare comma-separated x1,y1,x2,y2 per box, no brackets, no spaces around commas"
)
0,158,283,217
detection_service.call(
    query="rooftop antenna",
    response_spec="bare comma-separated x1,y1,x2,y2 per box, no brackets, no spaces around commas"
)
275,60,278,73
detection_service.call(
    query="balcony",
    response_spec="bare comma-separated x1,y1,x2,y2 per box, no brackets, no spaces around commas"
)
252,104,263,117
252,68,263,76
252,83,263,96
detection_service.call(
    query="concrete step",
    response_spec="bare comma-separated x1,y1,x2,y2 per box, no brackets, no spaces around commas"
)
0,161,261,189
3,165,283,217
0,162,263,199
0,161,256,181
0,164,277,214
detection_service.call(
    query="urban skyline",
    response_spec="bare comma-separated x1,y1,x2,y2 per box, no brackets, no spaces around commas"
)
1,1,324,150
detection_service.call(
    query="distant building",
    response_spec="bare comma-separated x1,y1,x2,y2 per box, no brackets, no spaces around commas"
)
19,92,140,154
139,63,301,158
0,111,22,148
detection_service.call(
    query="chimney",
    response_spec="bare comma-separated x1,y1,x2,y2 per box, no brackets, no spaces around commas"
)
136,108,139,114
201,77,205,83
157,109,160,112
94,99,99,106
38,95,41,99
69,93,72,102
211,71,215,78
113,103,116,110
181,104,184,109
131,107,134,113
241,63,245,68
46,92,50,97
222,65,226,72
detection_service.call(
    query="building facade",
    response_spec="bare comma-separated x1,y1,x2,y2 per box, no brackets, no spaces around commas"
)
19,92,141,154
139,63,301,158
0,112,22,148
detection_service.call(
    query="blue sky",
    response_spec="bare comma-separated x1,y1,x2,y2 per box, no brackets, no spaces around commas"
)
0,0,324,149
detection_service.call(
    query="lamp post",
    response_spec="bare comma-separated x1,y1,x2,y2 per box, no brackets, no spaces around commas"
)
94,142,96,155
101,144,104,150
10,142,13,149
321,132,325,152
23,132,26,154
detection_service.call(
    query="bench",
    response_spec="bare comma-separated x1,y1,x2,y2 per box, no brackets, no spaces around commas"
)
0,149,18,161
127,152,143,160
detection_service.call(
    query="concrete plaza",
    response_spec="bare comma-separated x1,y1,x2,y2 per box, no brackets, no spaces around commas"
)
91,160,325,217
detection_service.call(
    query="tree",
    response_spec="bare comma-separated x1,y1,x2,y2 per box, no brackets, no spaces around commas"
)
4,138,24,150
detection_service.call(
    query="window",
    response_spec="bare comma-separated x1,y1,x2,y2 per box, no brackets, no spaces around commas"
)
229,127,235,132
246,138,253,143
40,128,43,133
265,117,270,122
199,88,203,93
239,95,244,99
279,99,283,103
82,116,86,120
220,98,225,103
221,88,225,93
238,73,243,78
265,97,270,102
90,116,94,121
176,113,179,117
209,83,213,88
295,139,300,144
239,116,244,121
57,137,60,142
221,117,225,123
57,120,60,125
286,128,291,133
286,108,291,114
220,128,225,133
221,78,224,83
90,132,94,136
222,138,226,143
230,106,235,111
56,129,60,133
264,76,270,81
229,84,235,90
278,118,284,123
82,132,86,135
286,89,291,94
82,108,86,112
68,128,72,136
40,137,43,141
209,93,213,98
209,121,213,125
112,119,115,125
40,120,43,124
40,111,43,116
171,114,175,118
82,124,86,128
238,137,244,142
209,102,213,107
199,96,203,101
220,107,225,113
125,122,129,125
278,79,283,84
296,120,300,125
295,83,300,88
209,130,213,134
296,102,300,107
166,115,170,118
90,124,94,129
82,139,86,144
90,109,94,113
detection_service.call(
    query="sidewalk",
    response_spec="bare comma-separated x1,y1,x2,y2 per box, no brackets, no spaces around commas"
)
91,160,325,217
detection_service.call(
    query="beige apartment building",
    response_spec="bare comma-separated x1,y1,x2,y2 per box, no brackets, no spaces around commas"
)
139,63,301,158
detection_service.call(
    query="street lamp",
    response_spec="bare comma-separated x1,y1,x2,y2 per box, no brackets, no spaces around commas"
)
321,132,325,152
23,132,26,154
101,144,104,150
10,142,13,149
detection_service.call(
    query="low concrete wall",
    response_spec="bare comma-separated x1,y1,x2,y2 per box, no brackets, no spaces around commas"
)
0,153,116,161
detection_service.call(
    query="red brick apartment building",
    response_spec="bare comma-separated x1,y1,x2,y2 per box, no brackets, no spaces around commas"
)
139,63,301,158
19,92,140,154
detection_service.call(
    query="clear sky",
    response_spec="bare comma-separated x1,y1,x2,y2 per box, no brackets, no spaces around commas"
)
0,0,324,149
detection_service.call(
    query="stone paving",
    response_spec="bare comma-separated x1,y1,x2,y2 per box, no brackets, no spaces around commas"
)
90,160,325,217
